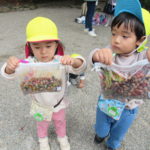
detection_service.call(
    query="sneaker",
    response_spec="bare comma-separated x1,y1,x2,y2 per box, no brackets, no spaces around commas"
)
39,137,50,150
94,134,105,144
88,30,97,37
75,16,85,24
104,21,109,27
57,136,70,150
67,81,71,87
84,28,89,32
104,18,110,27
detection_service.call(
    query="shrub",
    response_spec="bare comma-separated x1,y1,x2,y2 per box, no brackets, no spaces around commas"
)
140,0,150,10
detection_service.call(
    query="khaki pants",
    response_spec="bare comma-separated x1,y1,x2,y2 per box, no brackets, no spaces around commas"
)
81,2,87,16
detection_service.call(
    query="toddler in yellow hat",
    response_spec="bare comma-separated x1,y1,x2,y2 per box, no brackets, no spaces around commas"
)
1,17,87,150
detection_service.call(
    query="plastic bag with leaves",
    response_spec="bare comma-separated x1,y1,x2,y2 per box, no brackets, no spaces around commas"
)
93,59,150,100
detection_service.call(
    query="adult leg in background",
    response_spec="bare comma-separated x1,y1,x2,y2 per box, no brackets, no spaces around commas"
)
85,1,96,31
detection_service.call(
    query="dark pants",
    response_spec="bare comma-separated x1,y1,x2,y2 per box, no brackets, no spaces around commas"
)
69,73,78,80
69,73,85,80
85,1,96,31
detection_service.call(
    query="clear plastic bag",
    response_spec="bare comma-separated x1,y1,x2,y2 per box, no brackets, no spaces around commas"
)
94,59,150,100
16,62,65,95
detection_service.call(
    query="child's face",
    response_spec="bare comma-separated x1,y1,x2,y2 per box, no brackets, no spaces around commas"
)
30,41,58,62
111,23,140,55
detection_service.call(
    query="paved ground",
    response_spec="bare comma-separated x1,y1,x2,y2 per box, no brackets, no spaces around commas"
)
0,6,149,150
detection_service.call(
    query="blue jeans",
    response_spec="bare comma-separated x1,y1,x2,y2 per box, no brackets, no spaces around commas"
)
85,1,96,31
95,103,138,149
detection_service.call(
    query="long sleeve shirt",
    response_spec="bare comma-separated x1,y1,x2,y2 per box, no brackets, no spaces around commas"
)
89,47,147,109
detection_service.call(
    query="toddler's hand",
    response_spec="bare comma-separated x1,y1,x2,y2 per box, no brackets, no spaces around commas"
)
5,56,19,74
61,55,75,66
93,48,113,65
146,48,150,62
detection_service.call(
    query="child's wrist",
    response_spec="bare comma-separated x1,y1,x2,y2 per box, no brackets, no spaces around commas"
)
72,58,83,68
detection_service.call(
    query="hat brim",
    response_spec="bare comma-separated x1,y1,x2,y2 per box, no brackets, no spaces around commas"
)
27,35,59,42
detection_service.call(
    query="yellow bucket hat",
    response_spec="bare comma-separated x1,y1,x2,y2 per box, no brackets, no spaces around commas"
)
26,17,59,42
70,53,81,58
137,8,150,52
142,8,150,36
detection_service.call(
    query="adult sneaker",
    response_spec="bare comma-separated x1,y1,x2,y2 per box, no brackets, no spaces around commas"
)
88,30,97,37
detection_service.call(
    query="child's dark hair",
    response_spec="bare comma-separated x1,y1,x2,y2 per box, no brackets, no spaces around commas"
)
111,12,145,41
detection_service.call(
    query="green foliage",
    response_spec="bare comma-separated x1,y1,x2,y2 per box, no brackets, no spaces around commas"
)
140,0,150,10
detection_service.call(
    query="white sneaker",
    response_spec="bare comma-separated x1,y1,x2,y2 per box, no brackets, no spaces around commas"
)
88,30,97,37
67,81,71,87
104,20,109,27
84,28,89,32
77,16,85,23
57,136,70,150
39,137,50,150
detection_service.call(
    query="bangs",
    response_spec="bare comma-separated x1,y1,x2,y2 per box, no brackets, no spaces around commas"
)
111,12,145,40
111,13,137,32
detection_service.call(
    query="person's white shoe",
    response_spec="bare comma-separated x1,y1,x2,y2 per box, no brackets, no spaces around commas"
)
76,16,85,23
88,30,97,37
57,136,70,150
84,28,89,32
104,20,109,27
39,137,50,150
67,81,71,87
